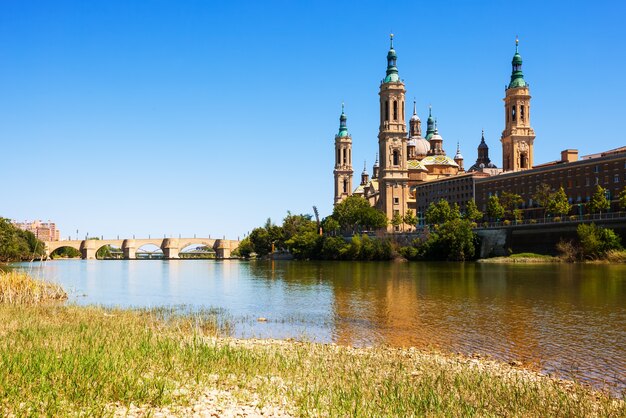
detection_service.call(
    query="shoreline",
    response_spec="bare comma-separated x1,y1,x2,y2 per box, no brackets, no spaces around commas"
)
1,304,623,417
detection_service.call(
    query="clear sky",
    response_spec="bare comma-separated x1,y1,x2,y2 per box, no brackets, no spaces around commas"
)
1,0,625,240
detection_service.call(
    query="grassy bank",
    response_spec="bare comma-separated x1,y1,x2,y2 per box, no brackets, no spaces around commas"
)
478,252,562,264
0,270,67,304
0,304,623,416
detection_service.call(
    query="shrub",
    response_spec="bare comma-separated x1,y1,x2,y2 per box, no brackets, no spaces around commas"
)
577,223,622,259
556,240,578,262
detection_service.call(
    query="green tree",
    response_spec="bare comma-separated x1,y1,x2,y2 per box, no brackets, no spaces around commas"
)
248,227,271,257
425,199,459,225
0,218,45,262
576,223,622,259
285,230,322,260
588,185,610,214
618,187,626,211
486,195,505,221
545,186,571,217
500,192,523,220
321,217,340,236
233,237,254,258
533,183,553,216
332,195,387,233
282,212,315,242
391,212,403,230
421,219,477,261
403,209,418,231
463,199,483,222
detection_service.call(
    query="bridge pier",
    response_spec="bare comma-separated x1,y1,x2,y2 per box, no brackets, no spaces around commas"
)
214,239,232,259
81,240,97,260
162,238,180,259
122,239,136,259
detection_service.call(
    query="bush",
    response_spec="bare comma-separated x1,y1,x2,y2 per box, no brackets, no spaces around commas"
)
576,223,622,259
556,240,578,262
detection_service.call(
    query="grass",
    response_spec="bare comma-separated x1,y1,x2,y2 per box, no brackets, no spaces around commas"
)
0,270,67,304
0,303,624,416
509,252,555,259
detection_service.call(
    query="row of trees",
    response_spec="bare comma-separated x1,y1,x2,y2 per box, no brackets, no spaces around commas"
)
235,208,394,261
0,218,45,262
483,184,626,223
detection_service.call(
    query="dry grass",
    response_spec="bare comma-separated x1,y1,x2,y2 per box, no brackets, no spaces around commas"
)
0,304,623,417
0,271,67,304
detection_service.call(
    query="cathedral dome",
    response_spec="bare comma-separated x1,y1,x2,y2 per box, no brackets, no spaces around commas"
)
407,159,428,172
421,155,459,167
413,136,430,156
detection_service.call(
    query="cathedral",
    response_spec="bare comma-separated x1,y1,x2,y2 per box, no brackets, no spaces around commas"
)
333,35,537,230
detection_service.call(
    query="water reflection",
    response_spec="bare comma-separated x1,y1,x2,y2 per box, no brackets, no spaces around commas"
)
5,259,625,393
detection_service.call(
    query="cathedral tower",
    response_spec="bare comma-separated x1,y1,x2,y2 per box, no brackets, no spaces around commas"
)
501,38,535,171
333,104,354,205
378,34,409,227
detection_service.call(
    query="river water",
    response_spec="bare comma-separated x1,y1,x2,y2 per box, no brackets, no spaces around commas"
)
7,259,626,393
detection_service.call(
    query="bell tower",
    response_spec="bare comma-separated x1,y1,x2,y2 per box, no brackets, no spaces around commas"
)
378,34,409,229
501,37,535,172
333,104,354,205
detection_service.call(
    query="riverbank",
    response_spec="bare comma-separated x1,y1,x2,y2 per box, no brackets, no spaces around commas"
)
0,304,623,417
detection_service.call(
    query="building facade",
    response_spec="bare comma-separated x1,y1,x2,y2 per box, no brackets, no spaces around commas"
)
332,36,625,226
13,220,61,241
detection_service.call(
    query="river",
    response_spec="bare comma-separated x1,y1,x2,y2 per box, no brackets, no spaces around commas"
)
6,259,626,393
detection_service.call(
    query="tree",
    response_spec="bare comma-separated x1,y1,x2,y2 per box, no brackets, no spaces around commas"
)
463,199,483,222
321,217,340,236
533,183,553,216
576,223,622,259
486,195,505,221
421,219,477,261
545,187,571,217
0,218,45,262
425,199,459,225
588,185,610,214
332,195,387,233
234,237,254,258
249,227,271,257
391,212,403,230
403,209,418,230
618,187,626,211
500,192,523,220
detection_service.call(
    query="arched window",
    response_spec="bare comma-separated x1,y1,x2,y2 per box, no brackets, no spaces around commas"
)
393,101,398,121
342,148,346,164
512,106,516,121
343,179,347,193
385,101,389,121
337,149,340,165
520,153,527,169
393,150,399,166
402,101,405,121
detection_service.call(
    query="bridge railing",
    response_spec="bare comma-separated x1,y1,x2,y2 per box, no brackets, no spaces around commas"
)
473,211,626,230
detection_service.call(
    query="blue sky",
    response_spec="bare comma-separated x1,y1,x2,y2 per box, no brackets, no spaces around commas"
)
1,0,625,240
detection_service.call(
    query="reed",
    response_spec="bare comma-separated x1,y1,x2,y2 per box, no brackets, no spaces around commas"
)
0,271,67,304
0,304,623,417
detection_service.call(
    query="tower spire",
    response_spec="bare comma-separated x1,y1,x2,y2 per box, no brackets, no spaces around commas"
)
338,103,348,136
412,99,417,116
384,33,399,83
509,36,526,88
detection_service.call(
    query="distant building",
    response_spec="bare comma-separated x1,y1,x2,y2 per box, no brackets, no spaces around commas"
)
332,35,625,226
12,220,60,241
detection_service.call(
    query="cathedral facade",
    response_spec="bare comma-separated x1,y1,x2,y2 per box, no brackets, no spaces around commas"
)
333,35,626,227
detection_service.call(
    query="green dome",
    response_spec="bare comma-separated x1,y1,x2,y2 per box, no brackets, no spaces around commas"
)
337,104,349,137
383,34,399,84
508,38,527,89
384,73,400,83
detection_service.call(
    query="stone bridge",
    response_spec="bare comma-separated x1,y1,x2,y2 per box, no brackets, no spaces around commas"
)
44,238,240,260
